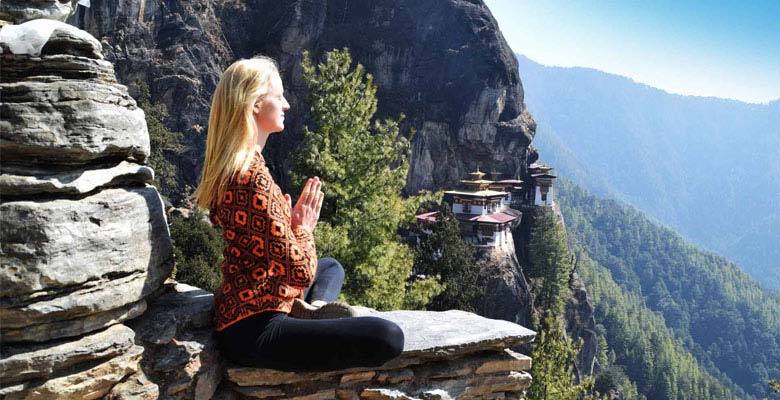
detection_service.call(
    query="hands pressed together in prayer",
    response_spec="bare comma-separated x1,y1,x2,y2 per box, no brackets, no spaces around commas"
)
286,177,324,234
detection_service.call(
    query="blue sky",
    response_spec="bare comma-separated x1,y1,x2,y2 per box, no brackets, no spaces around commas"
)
484,0,780,104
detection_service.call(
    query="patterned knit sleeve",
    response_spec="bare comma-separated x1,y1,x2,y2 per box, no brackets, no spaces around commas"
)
245,164,318,292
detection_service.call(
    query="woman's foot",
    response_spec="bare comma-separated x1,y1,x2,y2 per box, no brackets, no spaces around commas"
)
314,301,358,319
290,299,357,319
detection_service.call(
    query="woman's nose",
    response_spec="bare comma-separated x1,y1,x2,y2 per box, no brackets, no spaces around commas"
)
283,97,290,110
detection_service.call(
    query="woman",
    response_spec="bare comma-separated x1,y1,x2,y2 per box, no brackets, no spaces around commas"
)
193,56,404,371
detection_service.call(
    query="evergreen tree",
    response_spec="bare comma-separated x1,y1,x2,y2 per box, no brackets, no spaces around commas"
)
529,313,593,400
292,49,442,310
528,208,572,316
527,207,594,399
412,203,482,312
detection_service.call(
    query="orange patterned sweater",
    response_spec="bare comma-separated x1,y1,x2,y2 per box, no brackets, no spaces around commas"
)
209,149,317,331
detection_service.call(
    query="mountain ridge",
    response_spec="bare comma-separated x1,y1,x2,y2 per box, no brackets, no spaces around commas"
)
517,53,780,289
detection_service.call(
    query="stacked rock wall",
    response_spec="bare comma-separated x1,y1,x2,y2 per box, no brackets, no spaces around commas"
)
0,9,173,399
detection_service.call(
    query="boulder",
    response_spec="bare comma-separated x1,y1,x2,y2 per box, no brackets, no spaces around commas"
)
0,19,102,58
0,345,143,400
0,324,136,385
0,79,148,166
0,0,78,24
0,300,147,343
0,186,172,302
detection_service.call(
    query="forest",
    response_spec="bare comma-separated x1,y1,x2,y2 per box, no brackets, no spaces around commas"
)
557,178,780,399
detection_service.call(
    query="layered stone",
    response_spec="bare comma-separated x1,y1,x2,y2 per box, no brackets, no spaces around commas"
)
0,345,143,400
0,324,143,400
1,20,172,400
0,161,154,196
0,78,148,166
0,186,172,303
0,324,136,385
0,0,78,24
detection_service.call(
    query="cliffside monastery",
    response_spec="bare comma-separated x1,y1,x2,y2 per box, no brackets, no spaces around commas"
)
416,162,557,248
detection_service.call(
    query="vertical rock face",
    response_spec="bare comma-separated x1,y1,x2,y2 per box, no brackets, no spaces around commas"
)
0,13,172,399
71,0,535,195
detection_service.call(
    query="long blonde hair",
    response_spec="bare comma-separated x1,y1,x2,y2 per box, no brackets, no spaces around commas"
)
194,56,280,210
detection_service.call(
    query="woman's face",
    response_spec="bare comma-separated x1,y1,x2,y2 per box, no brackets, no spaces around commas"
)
254,74,290,134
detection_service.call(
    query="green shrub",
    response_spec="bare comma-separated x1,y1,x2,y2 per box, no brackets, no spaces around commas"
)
169,211,223,292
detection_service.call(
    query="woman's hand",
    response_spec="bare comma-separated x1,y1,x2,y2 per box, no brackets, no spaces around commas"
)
286,177,324,234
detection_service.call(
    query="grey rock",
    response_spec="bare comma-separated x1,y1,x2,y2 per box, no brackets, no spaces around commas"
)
420,389,452,400
0,79,148,166
128,282,214,345
0,186,172,302
42,20,104,59
0,299,146,343
0,271,160,332
0,160,153,196
566,271,599,378
0,0,78,24
476,241,534,329
0,54,118,83
0,19,102,58
380,309,535,356
104,371,160,400
0,324,135,385
0,344,143,400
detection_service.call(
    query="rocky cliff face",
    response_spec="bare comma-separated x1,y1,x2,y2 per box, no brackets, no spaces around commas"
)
71,0,535,196
0,13,173,399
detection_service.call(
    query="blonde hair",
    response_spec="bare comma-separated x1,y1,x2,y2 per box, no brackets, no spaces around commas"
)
194,56,280,210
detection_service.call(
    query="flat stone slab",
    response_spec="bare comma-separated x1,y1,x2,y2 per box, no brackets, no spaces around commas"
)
0,344,143,400
0,160,153,196
0,299,147,343
226,310,535,387
0,324,135,385
378,309,535,355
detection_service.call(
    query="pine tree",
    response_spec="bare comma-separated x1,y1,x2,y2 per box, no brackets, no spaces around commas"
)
527,207,594,399
292,48,442,310
528,208,572,316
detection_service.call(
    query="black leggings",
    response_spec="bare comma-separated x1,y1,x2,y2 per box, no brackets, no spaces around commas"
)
216,258,405,371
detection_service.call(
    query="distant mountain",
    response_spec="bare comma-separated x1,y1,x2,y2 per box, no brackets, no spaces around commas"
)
557,178,780,399
517,54,780,288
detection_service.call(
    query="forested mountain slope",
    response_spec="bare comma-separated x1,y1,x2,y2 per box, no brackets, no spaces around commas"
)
517,54,780,289
557,179,780,398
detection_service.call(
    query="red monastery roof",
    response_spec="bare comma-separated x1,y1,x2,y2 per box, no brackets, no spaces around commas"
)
465,212,517,224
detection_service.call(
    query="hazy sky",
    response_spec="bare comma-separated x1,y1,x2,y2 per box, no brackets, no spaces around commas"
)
484,0,780,104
